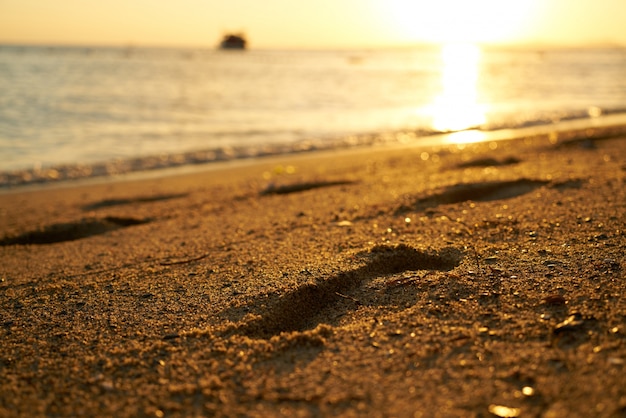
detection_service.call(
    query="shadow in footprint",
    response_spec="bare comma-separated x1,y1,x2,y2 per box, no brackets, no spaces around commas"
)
82,193,187,210
260,180,356,196
551,179,585,191
455,156,520,169
233,244,463,339
397,179,549,214
0,216,151,245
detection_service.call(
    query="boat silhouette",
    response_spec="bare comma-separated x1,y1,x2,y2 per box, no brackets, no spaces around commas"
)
219,34,246,50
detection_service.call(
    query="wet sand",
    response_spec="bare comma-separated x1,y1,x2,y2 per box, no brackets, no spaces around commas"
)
1,127,625,417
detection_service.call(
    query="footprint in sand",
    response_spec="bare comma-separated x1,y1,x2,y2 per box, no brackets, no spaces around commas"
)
230,244,463,339
0,216,151,245
455,156,521,169
396,178,551,214
260,180,356,196
81,193,187,210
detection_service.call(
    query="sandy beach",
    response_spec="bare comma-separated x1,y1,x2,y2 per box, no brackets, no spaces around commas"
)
1,127,625,417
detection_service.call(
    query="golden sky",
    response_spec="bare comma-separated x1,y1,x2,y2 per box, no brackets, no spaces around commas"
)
1,0,625,48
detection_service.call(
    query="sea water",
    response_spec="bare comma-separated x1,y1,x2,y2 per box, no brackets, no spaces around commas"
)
1,44,625,186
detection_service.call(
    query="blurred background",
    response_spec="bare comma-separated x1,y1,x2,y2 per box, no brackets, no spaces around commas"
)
1,0,625,183
2,0,625,49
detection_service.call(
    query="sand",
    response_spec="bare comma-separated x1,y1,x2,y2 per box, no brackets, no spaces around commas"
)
0,127,625,417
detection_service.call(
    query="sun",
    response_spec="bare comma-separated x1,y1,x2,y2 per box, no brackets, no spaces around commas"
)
384,0,536,45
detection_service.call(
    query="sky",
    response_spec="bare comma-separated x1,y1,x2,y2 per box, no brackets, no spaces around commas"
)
1,0,625,49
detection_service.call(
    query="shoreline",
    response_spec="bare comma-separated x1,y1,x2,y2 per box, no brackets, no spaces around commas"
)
1,124,624,416
3,114,626,193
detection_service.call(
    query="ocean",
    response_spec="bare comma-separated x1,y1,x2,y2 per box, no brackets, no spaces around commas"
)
1,44,626,187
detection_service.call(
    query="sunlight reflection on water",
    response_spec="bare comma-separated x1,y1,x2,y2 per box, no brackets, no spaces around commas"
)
427,43,486,133
442,129,486,145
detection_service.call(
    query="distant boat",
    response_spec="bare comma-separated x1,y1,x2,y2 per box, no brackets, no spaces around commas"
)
219,34,247,50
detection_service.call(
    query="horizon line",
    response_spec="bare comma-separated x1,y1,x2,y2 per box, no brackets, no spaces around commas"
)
1,39,625,51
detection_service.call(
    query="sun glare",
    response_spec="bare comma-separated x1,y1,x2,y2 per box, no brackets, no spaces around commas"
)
385,0,536,45
428,43,486,133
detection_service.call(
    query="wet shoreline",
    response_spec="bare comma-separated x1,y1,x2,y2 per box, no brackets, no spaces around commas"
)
3,114,626,191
